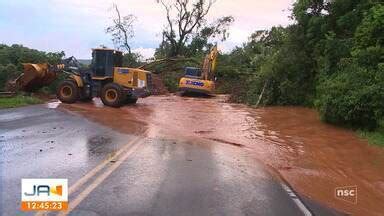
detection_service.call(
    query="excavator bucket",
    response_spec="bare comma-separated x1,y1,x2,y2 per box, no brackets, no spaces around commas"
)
15,63,58,92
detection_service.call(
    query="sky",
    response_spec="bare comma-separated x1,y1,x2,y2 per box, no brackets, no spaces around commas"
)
0,0,295,59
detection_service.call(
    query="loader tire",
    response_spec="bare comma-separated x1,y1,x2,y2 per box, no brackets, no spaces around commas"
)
57,80,79,104
101,83,126,108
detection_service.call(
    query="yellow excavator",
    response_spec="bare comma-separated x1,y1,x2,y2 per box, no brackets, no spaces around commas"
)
178,45,218,95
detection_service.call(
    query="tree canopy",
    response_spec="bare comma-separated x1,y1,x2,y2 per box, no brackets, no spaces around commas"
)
217,0,384,130
156,0,234,57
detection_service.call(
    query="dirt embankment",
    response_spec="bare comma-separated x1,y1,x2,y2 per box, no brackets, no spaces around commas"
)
60,95,384,216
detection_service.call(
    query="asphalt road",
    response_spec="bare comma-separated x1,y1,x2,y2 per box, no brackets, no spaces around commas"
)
0,104,340,216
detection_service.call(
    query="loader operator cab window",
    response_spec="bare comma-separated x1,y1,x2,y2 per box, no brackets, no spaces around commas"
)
92,49,115,77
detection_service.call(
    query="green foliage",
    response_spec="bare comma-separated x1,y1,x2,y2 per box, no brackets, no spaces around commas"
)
123,52,142,67
216,0,383,131
163,72,181,93
0,95,42,108
217,26,316,106
184,16,235,57
0,64,17,90
316,3,384,130
354,4,384,49
316,61,384,129
359,126,384,147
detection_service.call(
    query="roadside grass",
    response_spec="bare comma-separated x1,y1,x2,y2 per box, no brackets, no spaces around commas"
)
358,122,384,147
0,95,42,108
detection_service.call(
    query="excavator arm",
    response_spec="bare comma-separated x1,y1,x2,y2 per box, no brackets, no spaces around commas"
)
201,45,218,81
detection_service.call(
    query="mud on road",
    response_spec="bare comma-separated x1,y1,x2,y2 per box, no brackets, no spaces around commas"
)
2,99,316,216
60,95,384,216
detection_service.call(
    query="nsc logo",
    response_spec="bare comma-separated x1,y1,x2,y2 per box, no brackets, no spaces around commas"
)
21,178,68,211
335,185,357,204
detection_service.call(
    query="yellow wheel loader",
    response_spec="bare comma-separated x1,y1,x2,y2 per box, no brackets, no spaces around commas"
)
178,46,218,95
10,48,152,108
56,48,152,107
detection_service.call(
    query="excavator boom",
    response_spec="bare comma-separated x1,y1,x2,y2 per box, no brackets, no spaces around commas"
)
202,45,218,80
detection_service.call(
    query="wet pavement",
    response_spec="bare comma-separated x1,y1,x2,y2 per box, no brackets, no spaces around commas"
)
61,95,384,216
69,137,304,216
0,105,132,215
1,95,381,215
0,103,328,216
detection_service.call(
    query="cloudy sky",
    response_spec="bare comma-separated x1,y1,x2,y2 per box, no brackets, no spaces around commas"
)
0,0,294,59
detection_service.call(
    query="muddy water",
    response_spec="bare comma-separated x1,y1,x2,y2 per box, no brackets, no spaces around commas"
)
60,95,384,216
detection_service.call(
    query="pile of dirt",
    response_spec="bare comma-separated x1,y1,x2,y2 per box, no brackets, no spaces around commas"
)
151,74,169,95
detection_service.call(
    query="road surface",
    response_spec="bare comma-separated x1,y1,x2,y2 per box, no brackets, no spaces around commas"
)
0,101,342,216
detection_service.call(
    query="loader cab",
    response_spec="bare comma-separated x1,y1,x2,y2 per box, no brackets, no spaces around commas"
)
91,49,123,77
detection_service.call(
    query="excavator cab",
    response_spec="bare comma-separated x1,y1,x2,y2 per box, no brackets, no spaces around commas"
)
184,67,202,78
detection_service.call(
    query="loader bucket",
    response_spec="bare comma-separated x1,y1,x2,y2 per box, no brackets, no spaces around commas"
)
17,63,57,92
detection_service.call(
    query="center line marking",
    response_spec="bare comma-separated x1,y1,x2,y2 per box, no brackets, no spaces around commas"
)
35,131,147,216
68,135,144,194
58,138,146,216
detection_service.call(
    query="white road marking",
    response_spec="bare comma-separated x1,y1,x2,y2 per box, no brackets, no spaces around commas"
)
57,138,146,216
35,133,147,216
281,183,313,216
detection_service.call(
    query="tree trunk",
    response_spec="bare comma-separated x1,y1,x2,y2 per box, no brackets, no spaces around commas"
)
256,81,267,107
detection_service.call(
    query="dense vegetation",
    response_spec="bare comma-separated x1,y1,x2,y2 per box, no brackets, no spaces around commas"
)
215,0,383,132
